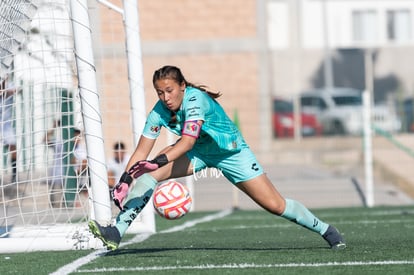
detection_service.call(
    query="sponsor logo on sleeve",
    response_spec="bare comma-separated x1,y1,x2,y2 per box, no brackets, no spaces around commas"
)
182,121,201,138
150,125,160,133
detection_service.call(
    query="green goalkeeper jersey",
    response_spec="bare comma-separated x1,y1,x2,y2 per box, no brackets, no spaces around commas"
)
142,86,248,155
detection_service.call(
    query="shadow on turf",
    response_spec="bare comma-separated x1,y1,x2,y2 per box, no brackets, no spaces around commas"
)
103,245,331,256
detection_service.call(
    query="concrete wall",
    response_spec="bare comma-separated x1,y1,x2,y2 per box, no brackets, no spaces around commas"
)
89,0,414,162
92,0,269,159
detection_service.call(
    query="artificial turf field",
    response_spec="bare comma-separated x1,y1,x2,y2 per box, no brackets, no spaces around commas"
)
1,205,413,274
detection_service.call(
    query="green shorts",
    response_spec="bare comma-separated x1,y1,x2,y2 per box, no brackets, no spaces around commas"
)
186,147,264,184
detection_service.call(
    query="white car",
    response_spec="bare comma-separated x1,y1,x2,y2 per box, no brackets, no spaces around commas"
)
300,87,401,135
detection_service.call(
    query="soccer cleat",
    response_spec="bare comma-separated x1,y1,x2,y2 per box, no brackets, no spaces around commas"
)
88,220,121,251
322,225,346,250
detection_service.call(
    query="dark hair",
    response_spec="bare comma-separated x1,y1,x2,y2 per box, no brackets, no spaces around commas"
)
152,65,221,99
114,141,125,150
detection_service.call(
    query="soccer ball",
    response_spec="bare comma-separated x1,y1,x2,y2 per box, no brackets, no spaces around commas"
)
153,180,192,220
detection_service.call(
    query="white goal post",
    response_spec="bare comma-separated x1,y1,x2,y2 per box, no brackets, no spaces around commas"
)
0,0,154,253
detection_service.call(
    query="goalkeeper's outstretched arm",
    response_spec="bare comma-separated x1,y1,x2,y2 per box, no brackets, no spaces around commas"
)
125,135,156,172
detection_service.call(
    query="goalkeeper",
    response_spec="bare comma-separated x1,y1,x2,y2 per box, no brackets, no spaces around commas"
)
89,65,346,251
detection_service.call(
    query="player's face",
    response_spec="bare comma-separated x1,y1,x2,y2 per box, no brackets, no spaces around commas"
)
154,78,185,112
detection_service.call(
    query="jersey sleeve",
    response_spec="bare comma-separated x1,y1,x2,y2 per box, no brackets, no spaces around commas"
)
183,90,209,122
142,109,162,139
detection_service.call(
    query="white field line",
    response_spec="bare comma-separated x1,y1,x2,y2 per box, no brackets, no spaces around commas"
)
79,260,414,272
159,208,233,234
181,217,414,232
226,209,414,220
49,209,233,275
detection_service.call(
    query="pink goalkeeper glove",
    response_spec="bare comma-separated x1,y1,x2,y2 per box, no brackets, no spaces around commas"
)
128,154,168,179
111,172,133,210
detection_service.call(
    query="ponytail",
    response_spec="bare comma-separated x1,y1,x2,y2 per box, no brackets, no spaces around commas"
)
153,65,222,99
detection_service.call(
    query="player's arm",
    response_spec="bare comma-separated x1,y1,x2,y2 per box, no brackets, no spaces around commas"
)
127,120,202,179
124,107,166,172
111,135,156,209
161,120,202,162
125,135,156,171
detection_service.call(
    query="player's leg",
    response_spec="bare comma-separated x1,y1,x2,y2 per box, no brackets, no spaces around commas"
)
116,153,193,231
89,153,194,250
217,147,345,249
236,174,328,230
88,172,158,250
236,175,345,249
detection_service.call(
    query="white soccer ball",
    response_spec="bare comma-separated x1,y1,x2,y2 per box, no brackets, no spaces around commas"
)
153,180,192,220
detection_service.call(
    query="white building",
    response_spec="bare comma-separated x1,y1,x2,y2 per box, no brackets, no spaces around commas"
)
267,0,414,105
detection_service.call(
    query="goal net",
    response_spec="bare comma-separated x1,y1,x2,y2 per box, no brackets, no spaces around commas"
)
0,0,154,253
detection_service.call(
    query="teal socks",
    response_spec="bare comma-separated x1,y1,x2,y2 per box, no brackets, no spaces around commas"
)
281,198,329,235
115,173,158,236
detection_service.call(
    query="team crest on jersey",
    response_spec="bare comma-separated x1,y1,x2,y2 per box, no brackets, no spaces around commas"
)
182,121,201,138
150,125,160,133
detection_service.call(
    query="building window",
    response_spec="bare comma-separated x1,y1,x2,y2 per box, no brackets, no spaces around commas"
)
267,1,289,49
387,10,411,43
352,10,378,44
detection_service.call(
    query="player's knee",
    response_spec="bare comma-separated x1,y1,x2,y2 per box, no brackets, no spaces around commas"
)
264,199,286,216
